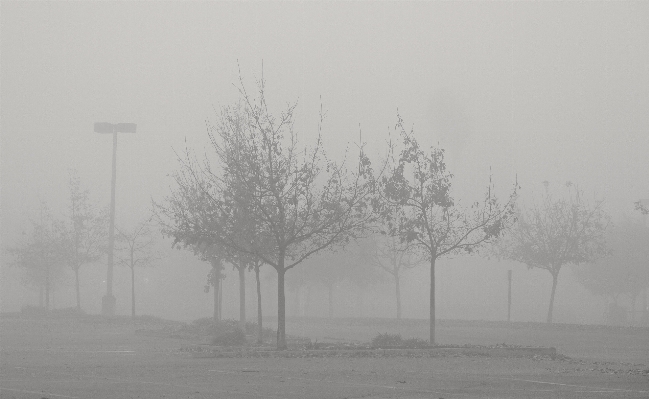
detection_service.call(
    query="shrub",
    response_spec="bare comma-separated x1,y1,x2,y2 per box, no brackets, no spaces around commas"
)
371,333,402,348
188,318,238,336
244,321,276,340
211,329,247,346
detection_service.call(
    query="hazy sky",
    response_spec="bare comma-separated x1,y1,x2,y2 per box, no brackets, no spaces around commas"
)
2,1,649,247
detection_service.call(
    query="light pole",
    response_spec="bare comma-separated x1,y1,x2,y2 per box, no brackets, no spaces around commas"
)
94,122,136,316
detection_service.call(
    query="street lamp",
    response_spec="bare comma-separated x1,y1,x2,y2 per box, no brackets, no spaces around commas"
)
94,122,136,316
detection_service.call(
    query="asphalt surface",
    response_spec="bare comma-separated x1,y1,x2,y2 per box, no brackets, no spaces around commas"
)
1,317,647,399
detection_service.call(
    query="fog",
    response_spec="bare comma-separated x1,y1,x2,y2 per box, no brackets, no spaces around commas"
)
1,2,648,325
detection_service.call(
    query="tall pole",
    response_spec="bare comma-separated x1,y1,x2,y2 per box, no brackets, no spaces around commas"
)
102,132,118,316
95,122,136,317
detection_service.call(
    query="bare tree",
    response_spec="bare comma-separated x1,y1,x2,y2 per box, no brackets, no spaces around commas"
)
164,126,266,332
378,113,517,344
250,257,265,343
365,233,421,320
289,240,380,319
66,169,108,311
159,75,375,349
231,255,249,332
194,243,226,322
115,218,158,318
500,182,608,323
8,200,68,311
295,250,347,319
339,240,384,317
575,218,649,324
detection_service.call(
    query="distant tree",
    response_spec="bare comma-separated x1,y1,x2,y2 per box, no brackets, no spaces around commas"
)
340,239,384,317
285,264,309,317
157,176,230,323
499,182,608,323
378,113,517,343
293,240,381,319
230,254,251,331
365,232,421,320
635,200,649,215
115,217,159,318
296,250,347,319
8,201,69,310
162,178,260,331
249,256,265,343
65,170,108,311
575,218,649,323
193,243,226,322
158,76,375,349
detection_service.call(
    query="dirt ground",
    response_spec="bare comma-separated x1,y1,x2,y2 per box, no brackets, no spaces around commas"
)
1,316,648,399
283,317,649,364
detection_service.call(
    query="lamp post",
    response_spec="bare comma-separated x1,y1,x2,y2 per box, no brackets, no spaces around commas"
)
94,122,136,316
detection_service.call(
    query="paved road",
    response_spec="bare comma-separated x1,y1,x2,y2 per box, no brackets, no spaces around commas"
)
1,317,647,399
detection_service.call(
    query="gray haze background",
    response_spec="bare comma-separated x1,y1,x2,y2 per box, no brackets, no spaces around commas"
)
2,2,648,323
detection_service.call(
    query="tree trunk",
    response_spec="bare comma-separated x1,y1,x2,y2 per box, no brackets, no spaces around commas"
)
305,286,311,317
328,283,334,319
547,272,559,324
238,262,246,331
356,289,363,318
75,267,81,312
131,266,136,318
39,285,44,308
630,293,637,324
293,286,301,317
212,265,220,322
218,278,223,319
277,267,287,350
255,265,263,344
45,263,50,311
642,288,648,325
213,282,219,322
429,257,436,344
395,272,402,320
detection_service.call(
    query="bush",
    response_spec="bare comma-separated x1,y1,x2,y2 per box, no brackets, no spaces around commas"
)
370,333,429,348
211,329,247,346
188,318,238,336
402,337,429,348
371,333,402,348
244,321,276,340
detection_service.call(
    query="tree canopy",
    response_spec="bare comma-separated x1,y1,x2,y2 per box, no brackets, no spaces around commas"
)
7,201,69,310
377,114,518,343
574,217,649,322
66,169,108,311
158,77,375,349
498,182,608,323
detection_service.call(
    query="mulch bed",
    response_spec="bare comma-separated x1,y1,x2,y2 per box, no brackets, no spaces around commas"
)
181,343,559,359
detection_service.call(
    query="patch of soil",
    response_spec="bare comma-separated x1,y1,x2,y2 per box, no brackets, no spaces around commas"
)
182,342,560,360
